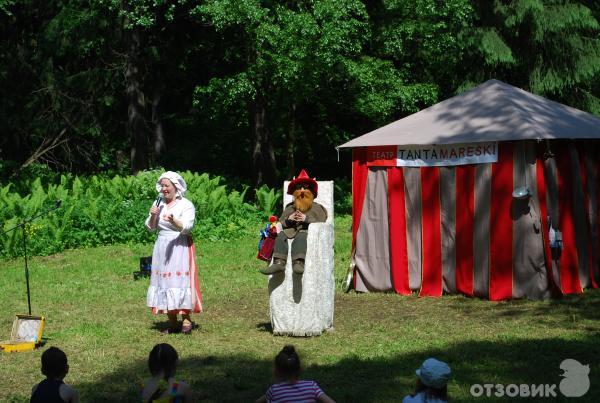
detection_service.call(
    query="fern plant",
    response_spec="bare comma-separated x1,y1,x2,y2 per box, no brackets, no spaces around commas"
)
255,185,282,219
0,171,263,258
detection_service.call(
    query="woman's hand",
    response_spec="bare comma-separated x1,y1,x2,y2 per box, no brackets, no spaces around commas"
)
147,205,160,230
165,213,183,231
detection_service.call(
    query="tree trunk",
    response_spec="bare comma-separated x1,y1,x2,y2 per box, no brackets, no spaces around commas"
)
252,97,266,187
125,26,148,174
252,95,277,187
151,84,166,166
265,118,277,185
287,103,296,177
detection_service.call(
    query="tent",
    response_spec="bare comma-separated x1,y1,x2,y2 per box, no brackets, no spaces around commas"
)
338,79,600,300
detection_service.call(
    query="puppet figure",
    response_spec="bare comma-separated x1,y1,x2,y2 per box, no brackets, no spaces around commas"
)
260,169,327,275
257,215,280,261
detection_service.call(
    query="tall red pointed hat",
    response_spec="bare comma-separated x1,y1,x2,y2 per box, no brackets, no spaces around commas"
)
287,169,318,197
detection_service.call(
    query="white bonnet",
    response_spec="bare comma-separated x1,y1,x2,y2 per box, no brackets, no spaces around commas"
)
156,171,187,198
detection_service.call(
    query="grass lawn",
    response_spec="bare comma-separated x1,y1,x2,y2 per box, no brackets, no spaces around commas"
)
1,215,599,402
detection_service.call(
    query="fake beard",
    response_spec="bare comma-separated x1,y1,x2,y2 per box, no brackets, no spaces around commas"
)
293,189,314,213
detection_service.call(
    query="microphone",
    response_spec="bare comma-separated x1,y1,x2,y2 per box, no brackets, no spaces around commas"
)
154,194,163,207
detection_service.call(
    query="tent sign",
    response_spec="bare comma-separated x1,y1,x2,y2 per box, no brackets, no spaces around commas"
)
366,142,498,167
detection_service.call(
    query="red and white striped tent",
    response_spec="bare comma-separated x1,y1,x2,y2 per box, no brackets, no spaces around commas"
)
338,79,600,300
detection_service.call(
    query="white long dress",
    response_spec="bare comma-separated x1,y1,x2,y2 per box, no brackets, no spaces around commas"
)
145,197,203,314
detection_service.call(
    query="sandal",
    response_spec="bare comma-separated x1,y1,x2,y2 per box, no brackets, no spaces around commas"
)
182,322,193,335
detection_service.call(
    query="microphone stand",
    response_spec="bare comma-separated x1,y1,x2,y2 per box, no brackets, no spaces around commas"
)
2,200,62,315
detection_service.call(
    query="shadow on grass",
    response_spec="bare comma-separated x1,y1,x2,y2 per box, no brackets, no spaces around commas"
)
531,289,600,322
149,321,201,333
256,321,272,332
69,334,598,402
443,288,600,330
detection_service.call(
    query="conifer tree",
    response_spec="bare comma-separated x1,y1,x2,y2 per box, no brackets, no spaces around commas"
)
463,0,600,114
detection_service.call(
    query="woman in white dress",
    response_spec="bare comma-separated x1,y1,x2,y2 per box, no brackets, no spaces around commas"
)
145,171,202,334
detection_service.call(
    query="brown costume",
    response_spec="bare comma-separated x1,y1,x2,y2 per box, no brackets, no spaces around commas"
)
273,201,328,260
260,169,327,275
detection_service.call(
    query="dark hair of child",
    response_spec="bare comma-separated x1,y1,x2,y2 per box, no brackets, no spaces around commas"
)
415,378,448,400
148,343,179,380
41,347,68,378
274,345,301,379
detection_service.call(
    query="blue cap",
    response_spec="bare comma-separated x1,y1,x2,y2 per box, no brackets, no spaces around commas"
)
415,358,451,389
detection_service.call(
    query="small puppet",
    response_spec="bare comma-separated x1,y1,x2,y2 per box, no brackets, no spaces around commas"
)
257,215,280,261
260,169,327,275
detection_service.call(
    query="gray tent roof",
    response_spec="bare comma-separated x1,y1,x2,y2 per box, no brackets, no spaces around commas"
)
338,79,600,148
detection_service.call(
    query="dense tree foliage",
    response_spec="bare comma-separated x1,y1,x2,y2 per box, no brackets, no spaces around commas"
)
1,0,598,187
465,0,600,112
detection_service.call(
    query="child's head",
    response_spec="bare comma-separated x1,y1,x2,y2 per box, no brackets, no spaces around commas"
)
148,343,179,379
41,347,69,379
414,358,451,399
274,345,301,380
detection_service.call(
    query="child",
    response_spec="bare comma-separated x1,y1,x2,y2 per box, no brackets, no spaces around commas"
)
402,358,451,403
141,343,192,403
31,346,80,403
256,345,336,403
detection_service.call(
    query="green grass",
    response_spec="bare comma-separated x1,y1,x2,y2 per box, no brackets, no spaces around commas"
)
1,215,599,402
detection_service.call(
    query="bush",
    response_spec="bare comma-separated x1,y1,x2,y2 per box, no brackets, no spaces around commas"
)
254,185,283,220
0,171,264,258
334,177,352,215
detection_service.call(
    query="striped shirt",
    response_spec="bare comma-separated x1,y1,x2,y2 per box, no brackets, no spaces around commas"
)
266,380,324,402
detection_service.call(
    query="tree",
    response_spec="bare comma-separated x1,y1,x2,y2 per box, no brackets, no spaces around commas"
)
103,0,207,173
462,0,600,114
193,0,366,185
0,1,124,175
0,0,212,176
366,0,475,99
194,0,465,185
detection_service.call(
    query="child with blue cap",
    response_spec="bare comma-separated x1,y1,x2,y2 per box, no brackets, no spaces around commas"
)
402,358,451,403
